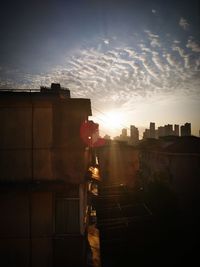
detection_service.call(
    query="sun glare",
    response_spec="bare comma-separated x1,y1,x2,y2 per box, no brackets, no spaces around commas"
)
100,110,126,131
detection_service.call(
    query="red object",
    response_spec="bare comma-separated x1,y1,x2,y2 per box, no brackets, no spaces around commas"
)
80,120,105,147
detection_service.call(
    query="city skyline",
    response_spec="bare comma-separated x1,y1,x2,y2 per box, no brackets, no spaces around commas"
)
105,121,194,140
0,0,200,137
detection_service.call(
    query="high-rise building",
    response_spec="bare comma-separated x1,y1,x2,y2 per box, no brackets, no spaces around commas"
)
164,124,173,136
149,122,156,138
121,128,127,137
119,128,129,142
174,124,179,136
130,125,139,144
181,123,191,136
143,129,150,139
158,126,165,137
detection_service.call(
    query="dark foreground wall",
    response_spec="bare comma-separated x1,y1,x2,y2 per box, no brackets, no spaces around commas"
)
97,141,139,187
0,189,88,267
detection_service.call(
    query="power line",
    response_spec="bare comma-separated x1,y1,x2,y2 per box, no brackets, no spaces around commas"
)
91,105,144,139
90,115,120,137
92,106,129,129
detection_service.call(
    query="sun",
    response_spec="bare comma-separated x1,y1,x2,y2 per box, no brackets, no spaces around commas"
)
105,111,124,129
92,109,127,137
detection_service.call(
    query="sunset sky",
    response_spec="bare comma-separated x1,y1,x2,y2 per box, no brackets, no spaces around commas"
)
0,0,199,137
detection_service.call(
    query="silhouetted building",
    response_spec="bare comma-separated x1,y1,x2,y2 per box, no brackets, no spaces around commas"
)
40,82,71,97
104,134,111,140
130,125,139,144
158,126,165,137
119,128,129,142
174,124,179,136
149,122,156,138
145,122,190,139
143,129,150,139
121,128,127,137
97,141,139,188
0,84,92,267
181,122,191,136
138,136,200,217
164,124,173,136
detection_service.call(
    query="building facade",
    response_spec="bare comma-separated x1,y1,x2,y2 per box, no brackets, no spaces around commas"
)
138,136,200,217
0,84,92,267
149,122,156,139
130,125,139,144
180,122,191,136
97,141,139,188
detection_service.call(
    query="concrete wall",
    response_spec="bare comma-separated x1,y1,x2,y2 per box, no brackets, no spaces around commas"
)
98,144,139,187
140,150,200,213
0,94,91,266
0,98,90,183
53,236,87,267
0,187,88,267
0,107,32,181
0,192,53,267
169,154,200,212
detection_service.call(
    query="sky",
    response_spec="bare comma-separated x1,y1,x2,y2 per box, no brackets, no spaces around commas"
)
0,0,200,138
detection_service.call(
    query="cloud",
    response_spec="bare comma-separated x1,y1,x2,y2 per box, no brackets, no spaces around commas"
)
0,27,199,113
103,39,110,45
173,40,181,44
172,45,188,58
186,38,200,53
145,30,161,48
179,17,190,30
151,52,165,72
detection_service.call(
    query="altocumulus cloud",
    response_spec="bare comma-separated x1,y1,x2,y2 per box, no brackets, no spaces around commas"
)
0,27,200,108
179,17,190,31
